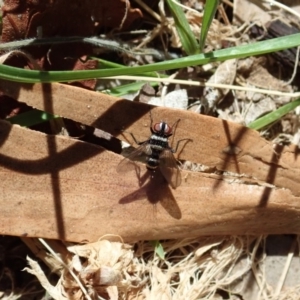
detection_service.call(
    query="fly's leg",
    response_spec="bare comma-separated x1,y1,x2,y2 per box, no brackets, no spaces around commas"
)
171,138,193,153
129,132,147,146
122,111,154,145
149,110,154,127
171,119,181,129
119,127,147,145
149,111,156,134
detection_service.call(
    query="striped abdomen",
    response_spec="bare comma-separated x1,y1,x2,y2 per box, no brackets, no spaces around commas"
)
146,134,169,170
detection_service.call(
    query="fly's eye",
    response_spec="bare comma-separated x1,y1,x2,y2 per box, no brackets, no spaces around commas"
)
153,122,162,132
163,124,172,134
153,122,172,134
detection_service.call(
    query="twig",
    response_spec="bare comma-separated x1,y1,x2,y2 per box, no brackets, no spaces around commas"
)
0,36,168,60
274,236,297,296
38,238,93,300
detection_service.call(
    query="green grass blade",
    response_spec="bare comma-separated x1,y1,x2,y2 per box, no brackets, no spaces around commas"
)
6,109,58,127
150,240,165,260
166,0,199,55
248,98,300,130
105,81,158,97
200,0,219,52
93,57,166,96
0,33,300,83
94,57,160,77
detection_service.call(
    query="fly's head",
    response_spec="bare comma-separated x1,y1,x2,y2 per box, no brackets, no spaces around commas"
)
152,122,172,137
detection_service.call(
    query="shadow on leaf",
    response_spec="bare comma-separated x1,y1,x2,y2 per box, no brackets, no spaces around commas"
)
119,169,182,220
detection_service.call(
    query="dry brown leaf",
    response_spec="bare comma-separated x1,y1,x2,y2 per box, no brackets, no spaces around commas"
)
68,240,133,269
106,286,119,300
1,0,142,89
195,238,224,257
148,89,188,109
2,0,142,42
202,59,237,112
233,0,272,25
25,257,69,300
25,236,264,299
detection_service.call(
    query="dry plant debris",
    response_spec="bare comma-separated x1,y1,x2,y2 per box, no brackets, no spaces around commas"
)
19,236,300,300
1,0,142,88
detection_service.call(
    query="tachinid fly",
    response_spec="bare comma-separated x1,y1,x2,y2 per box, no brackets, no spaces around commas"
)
117,118,185,189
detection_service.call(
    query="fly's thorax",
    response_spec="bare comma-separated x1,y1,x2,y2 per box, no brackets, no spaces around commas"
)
150,134,169,142
149,134,169,151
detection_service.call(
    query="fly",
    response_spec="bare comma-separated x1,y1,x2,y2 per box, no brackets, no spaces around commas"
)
117,115,190,189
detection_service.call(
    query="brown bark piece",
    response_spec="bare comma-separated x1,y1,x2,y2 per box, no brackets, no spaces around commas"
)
0,119,300,242
1,81,300,241
1,80,300,196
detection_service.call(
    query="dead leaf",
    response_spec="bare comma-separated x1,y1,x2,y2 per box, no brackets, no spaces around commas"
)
148,89,188,109
243,96,277,125
1,0,143,89
25,256,69,300
68,240,133,269
2,0,143,42
233,0,272,25
201,59,237,112
81,266,122,286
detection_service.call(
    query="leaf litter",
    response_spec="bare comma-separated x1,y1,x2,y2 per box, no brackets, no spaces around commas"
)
21,235,300,299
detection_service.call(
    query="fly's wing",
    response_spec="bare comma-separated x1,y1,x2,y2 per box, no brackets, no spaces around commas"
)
117,142,151,173
159,149,181,189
